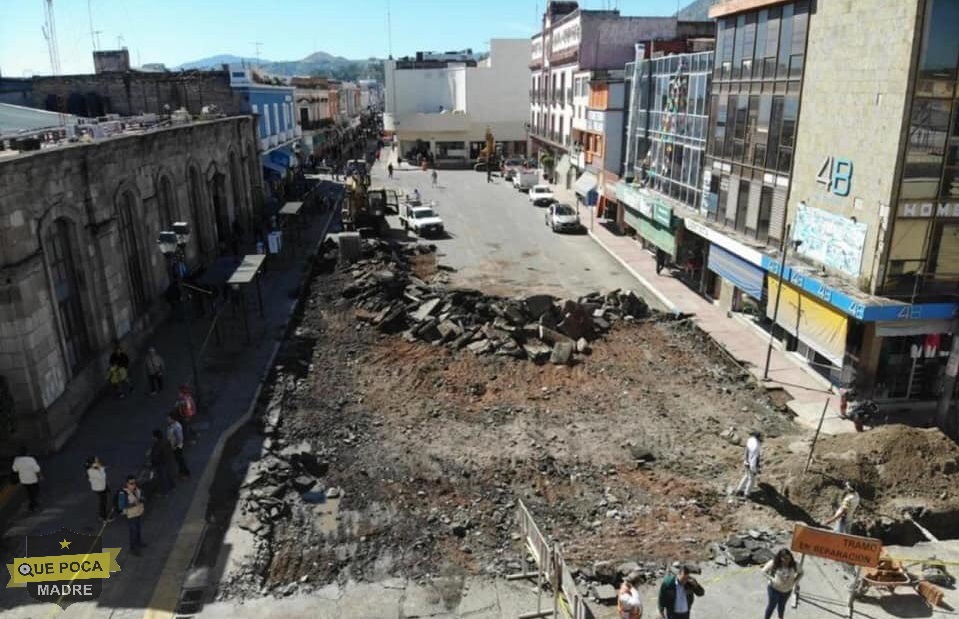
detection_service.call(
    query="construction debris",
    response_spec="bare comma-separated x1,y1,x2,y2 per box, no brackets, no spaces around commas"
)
342,239,650,365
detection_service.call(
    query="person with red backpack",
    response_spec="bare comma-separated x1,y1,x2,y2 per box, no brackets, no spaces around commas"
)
174,385,197,444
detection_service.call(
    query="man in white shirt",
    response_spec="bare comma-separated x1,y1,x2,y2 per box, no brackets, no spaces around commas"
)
12,447,41,511
824,481,860,534
735,432,762,498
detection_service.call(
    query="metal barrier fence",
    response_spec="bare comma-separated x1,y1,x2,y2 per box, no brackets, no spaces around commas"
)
513,499,593,619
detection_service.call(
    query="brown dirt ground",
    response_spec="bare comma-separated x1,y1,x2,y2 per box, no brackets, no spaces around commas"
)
252,258,959,590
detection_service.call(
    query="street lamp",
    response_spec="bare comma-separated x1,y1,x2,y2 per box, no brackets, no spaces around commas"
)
157,222,202,400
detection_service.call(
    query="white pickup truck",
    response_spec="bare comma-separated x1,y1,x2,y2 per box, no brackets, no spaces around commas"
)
399,202,445,237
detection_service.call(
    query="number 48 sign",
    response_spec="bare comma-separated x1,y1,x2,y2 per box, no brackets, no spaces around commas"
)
816,156,853,197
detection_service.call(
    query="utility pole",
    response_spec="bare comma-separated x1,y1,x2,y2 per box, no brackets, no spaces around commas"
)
763,224,798,381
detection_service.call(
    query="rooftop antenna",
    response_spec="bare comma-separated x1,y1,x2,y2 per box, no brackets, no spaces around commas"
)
87,0,101,50
117,34,125,49
253,41,263,66
41,0,62,75
386,0,393,59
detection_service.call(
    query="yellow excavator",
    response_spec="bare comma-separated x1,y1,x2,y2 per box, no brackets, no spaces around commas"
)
343,173,397,234
473,127,500,171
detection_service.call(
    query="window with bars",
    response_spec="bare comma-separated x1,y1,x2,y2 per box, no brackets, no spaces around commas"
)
46,219,91,375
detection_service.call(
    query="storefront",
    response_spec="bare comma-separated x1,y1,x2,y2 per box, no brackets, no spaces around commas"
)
875,321,956,400
709,244,765,310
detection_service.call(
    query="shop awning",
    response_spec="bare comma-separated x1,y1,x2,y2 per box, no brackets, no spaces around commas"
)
262,160,286,177
708,244,764,300
269,148,293,169
876,319,957,337
574,171,598,196
624,206,676,255
767,275,848,366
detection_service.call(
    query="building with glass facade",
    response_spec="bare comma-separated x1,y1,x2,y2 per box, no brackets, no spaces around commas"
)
688,0,959,433
615,48,714,263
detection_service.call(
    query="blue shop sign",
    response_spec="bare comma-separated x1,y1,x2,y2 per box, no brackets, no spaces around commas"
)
761,256,959,322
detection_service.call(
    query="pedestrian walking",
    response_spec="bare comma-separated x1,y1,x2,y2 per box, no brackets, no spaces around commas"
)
85,456,112,523
166,414,190,478
109,342,133,395
761,549,803,619
144,347,165,395
12,447,41,512
117,476,146,555
734,431,762,498
149,430,176,494
174,384,197,443
431,168,438,187
655,249,668,275
657,565,704,619
618,572,644,619
106,363,129,398
387,163,394,179
823,481,860,533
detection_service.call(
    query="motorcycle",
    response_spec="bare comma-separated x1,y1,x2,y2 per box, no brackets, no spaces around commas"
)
841,395,880,432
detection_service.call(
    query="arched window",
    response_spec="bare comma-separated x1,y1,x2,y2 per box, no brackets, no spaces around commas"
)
158,175,176,231
46,218,91,375
229,151,245,227
188,166,206,253
118,191,147,313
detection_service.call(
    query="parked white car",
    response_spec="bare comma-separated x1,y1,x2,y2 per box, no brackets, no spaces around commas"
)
545,203,581,233
528,184,555,206
399,202,445,237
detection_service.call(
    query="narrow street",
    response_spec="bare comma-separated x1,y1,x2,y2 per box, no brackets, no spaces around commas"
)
375,164,664,305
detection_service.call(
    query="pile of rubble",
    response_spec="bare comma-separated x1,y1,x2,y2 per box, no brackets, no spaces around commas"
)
340,239,652,364
713,528,789,567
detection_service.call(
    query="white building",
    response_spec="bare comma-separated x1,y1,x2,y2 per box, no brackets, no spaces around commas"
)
384,39,531,165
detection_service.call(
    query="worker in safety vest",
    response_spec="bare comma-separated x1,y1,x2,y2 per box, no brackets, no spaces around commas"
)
618,572,644,619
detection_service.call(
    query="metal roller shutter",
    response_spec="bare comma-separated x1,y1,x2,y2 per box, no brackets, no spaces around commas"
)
768,186,787,240
746,181,762,232
725,175,740,223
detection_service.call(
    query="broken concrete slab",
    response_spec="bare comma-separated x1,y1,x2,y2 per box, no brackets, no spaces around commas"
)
550,341,574,365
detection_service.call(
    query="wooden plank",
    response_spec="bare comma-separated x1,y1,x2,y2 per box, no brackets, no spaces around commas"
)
279,201,303,215
917,581,944,608
227,254,266,285
790,524,882,568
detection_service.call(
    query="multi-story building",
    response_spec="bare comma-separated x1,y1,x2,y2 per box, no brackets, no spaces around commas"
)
384,39,531,166
567,69,626,209
678,0,959,431
0,116,259,451
528,2,712,188
228,67,301,184
616,46,715,265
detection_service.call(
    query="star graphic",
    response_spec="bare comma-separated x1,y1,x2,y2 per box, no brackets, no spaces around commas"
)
59,539,71,550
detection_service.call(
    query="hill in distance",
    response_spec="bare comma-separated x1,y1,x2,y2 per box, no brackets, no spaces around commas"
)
176,51,382,81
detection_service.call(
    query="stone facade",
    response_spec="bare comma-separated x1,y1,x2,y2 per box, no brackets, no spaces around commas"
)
29,70,245,118
788,0,921,291
0,116,259,452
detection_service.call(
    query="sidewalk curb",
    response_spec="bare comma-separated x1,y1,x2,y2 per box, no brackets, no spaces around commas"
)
142,210,336,619
586,227,680,314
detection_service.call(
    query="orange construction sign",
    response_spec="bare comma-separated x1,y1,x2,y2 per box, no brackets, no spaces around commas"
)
790,524,882,568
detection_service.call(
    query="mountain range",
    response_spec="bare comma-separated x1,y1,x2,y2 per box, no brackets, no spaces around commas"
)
177,52,383,82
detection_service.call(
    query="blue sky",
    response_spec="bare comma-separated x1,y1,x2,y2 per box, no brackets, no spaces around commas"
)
1,0,686,76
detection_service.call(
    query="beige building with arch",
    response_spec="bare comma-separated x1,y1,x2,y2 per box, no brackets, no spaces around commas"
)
0,116,260,450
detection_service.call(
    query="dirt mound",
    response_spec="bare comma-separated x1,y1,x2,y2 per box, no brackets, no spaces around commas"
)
773,425,959,538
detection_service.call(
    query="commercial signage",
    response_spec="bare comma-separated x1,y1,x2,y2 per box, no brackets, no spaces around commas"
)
790,524,881,568
761,255,959,322
652,201,673,228
683,218,764,266
6,528,122,609
897,202,959,219
792,202,867,278
815,156,854,197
